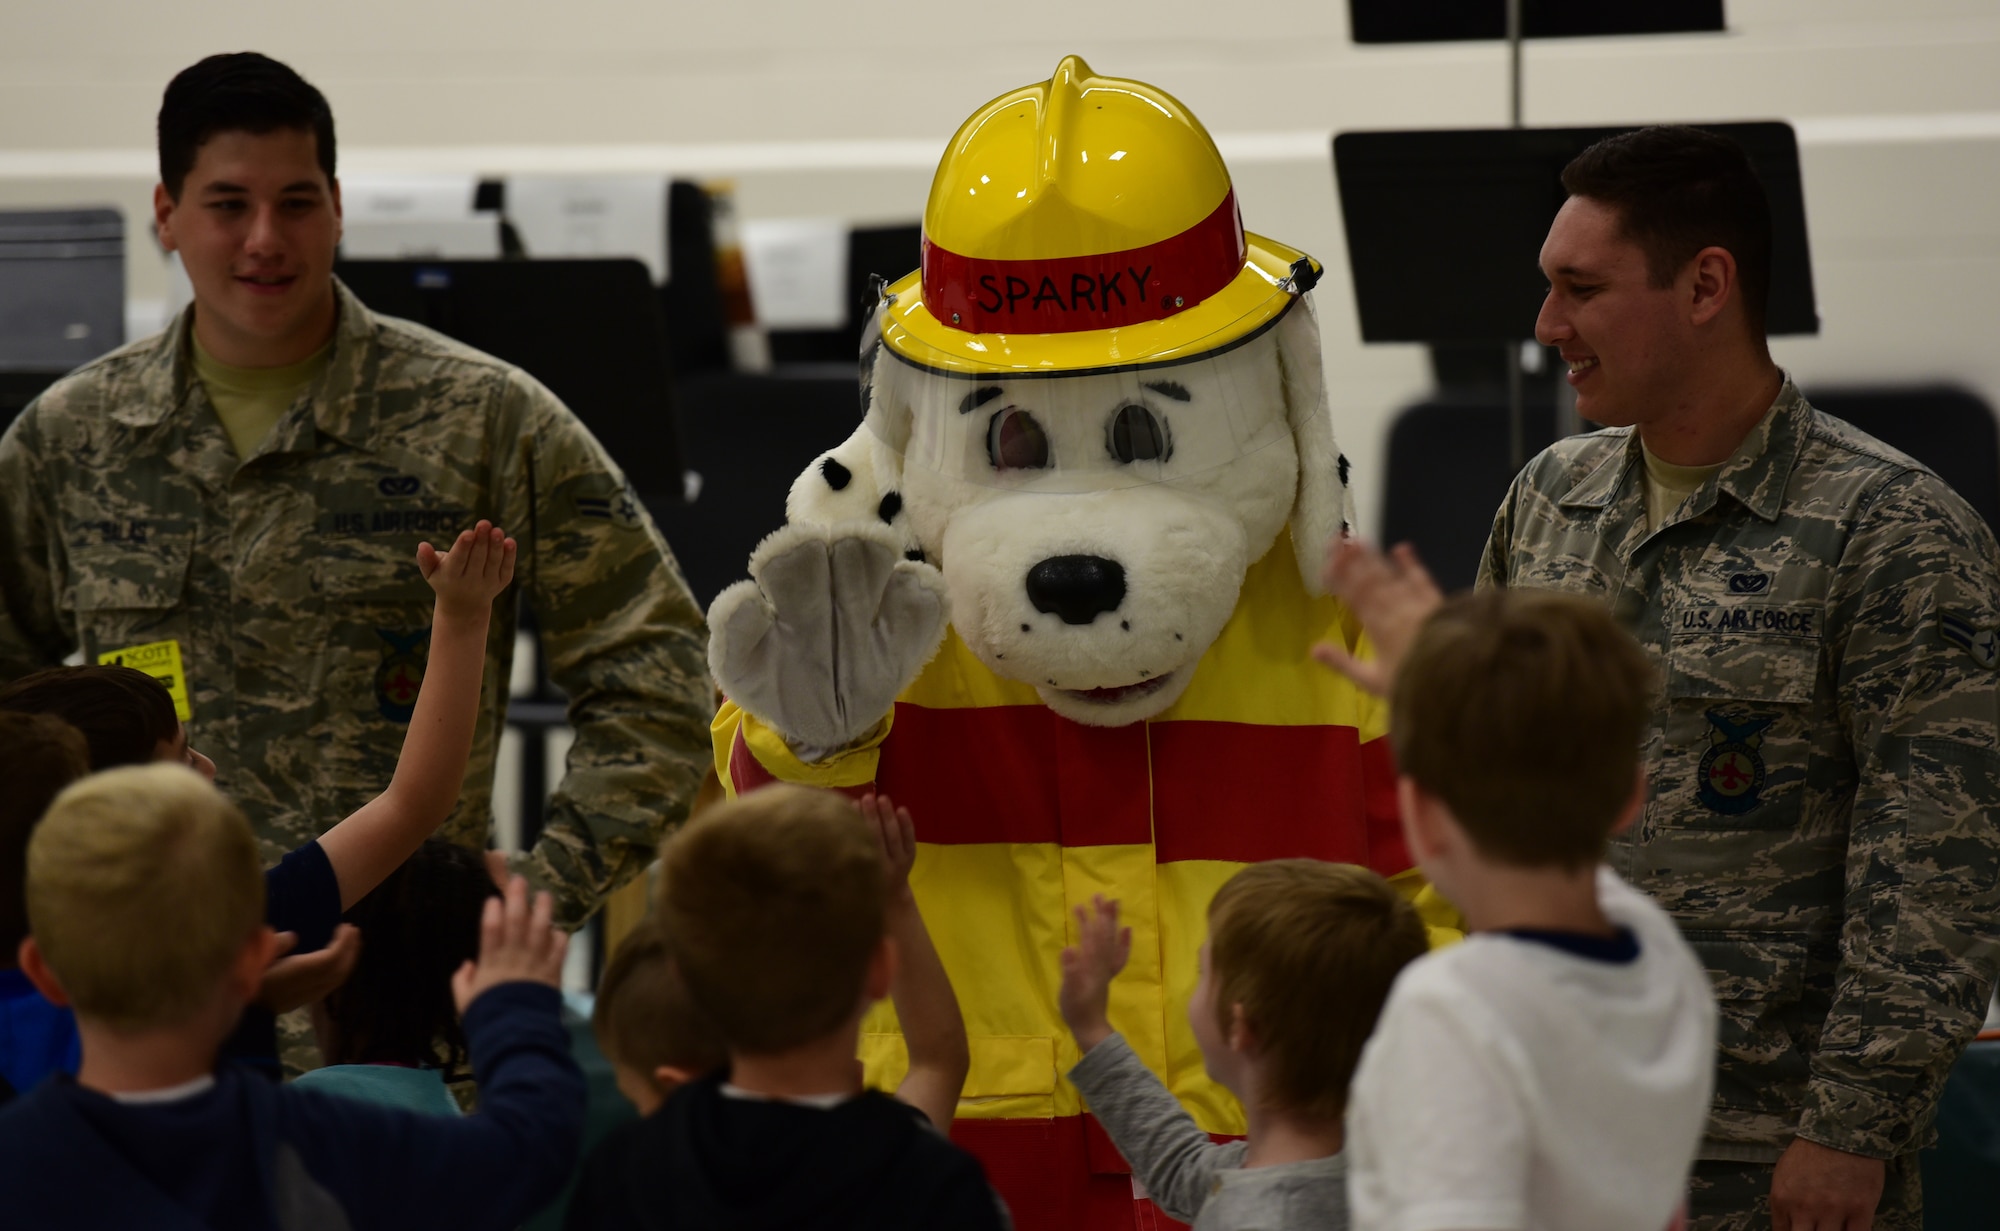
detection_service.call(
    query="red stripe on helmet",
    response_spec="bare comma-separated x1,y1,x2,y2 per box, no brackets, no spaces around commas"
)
922,190,1245,336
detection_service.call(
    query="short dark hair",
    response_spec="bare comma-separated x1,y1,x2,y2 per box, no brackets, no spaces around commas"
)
158,52,336,199
661,785,886,1056
0,712,91,961
321,839,499,1079
1391,589,1655,869
0,665,180,770
1561,125,1774,335
592,919,728,1089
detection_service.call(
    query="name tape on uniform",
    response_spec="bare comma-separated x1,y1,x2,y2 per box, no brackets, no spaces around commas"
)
98,639,192,721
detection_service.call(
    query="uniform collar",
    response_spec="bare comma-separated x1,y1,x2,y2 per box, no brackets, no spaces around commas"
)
110,277,382,452
1556,374,1809,527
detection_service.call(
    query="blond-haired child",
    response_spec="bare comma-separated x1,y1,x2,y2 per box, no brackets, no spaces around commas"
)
0,765,583,1229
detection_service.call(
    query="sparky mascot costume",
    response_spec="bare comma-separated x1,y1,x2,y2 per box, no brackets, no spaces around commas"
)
709,57,1439,1231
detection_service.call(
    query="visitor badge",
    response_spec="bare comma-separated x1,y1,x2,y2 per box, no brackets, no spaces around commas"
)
97,638,192,721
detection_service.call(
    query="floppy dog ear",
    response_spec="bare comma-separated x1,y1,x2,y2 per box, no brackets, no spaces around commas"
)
1277,295,1356,596
786,324,917,550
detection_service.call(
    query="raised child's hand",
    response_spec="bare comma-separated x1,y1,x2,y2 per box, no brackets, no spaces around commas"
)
1312,537,1442,697
451,873,569,1015
254,923,361,1013
859,792,917,906
418,520,517,620
1058,895,1131,1054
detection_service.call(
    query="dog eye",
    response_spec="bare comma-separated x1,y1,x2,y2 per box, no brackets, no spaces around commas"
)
986,409,1051,471
1107,405,1171,464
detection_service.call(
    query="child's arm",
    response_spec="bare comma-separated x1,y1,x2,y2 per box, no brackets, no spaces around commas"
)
282,875,586,1231
860,793,968,1134
317,521,516,910
1061,896,1241,1225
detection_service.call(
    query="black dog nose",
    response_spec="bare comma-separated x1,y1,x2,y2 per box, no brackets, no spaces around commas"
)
1026,555,1126,625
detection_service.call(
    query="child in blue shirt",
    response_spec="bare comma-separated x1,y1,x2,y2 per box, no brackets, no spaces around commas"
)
0,764,584,1230
0,710,90,1101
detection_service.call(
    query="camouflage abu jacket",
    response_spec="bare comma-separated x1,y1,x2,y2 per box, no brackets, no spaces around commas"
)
0,279,712,926
1479,378,2000,1163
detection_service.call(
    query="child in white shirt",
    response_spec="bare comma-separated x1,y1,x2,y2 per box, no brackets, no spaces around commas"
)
1339,587,1717,1231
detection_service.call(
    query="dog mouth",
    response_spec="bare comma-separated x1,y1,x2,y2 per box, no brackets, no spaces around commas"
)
1057,672,1175,705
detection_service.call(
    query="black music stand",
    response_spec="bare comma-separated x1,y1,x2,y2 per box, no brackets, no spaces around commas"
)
1333,122,1817,467
1348,0,1723,44
334,258,685,500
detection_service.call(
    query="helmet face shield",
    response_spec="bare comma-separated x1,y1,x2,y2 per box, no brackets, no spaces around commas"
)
882,290,1310,494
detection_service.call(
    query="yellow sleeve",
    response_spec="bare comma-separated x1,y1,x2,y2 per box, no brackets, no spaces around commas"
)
1385,866,1466,948
712,700,893,796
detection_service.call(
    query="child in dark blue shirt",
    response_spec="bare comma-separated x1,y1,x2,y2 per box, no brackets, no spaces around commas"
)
0,765,584,1230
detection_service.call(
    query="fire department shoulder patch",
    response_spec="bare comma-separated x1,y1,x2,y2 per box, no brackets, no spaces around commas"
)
374,627,432,723
1698,709,1775,815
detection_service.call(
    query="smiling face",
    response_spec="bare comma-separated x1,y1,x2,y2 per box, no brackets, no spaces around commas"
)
155,128,342,367
894,332,1297,726
1535,195,1701,429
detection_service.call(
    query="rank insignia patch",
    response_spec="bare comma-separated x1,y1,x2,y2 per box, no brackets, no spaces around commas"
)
1940,612,2000,668
576,484,645,531
1698,709,1775,815
374,627,431,722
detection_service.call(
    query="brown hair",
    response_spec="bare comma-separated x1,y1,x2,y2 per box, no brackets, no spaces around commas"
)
1561,125,1774,334
660,785,885,1055
28,765,265,1029
0,664,180,771
1391,589,1655,869
1208,860,1428,1121
0,712,91,961
592,919,728,1091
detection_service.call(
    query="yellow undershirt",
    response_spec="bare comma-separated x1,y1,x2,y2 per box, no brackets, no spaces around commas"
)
1642,442,1724,532
191,334,331,459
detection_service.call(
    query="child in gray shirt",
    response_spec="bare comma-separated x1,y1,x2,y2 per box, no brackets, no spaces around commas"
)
1058,861,1431,1231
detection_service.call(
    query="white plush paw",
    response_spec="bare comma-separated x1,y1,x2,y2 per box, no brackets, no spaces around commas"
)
708,521,948,754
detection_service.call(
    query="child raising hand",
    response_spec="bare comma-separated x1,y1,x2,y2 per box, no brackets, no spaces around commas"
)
857,794,969,1133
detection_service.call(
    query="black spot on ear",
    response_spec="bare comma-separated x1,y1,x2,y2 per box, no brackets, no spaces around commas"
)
878,491,903,523
1337,454,1351,487
904,548,925,562
821,458,852,490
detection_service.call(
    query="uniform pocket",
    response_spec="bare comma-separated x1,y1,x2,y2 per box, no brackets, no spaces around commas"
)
66,540,192,661
1667,614,1821,704
1683,934,1813,1118
1664,628,1822,829
316,556,438,726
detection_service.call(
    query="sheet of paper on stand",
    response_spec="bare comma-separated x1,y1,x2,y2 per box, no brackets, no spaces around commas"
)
505,175,670,283
741,217,848,331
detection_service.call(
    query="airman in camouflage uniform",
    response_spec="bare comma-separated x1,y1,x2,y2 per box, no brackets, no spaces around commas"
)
0,279,713,929
1479,377,2000,1227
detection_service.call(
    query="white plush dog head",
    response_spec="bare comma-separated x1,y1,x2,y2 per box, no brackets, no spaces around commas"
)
797,295,1352,727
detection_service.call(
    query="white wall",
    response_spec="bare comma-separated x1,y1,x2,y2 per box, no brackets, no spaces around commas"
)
5,0,2000,527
